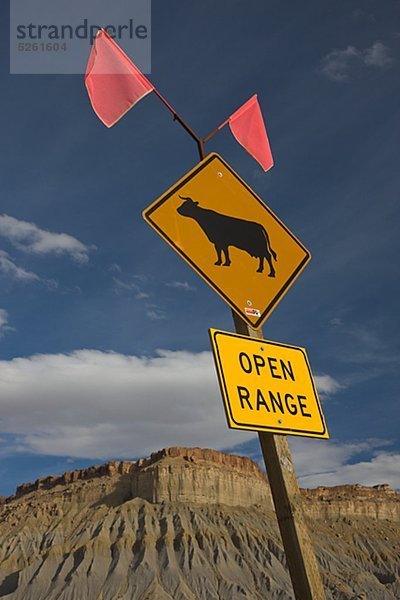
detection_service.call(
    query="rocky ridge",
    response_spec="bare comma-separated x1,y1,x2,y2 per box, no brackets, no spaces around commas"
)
4,447,399,521
0,447,399,599
5,447,271,508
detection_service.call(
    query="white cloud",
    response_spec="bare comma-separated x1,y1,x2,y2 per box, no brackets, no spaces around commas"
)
0,214,94,263
146,308,166,321
109,263,121,273
320,45,361,81
352,9,375,21
314,374,343,397
0,309,8,329
0,250,40,282
113,276,152,301
0,349,342,460
364,41,393,67
329,317,343,327
331,325,400,385
165,280,196,292
0,309,14,337
320,41,393,81
0,349,252,458
288,438,400,489
113,276,150,295
113,277,140,293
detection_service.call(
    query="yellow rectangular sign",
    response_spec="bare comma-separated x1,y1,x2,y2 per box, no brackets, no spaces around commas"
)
209,329,329,438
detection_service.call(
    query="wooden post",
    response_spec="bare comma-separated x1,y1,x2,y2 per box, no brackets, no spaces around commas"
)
232,311,326,600
145,96,325,598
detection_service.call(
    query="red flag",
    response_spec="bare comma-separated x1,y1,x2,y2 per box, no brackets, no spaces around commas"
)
228,95,273,171
85,29,154,128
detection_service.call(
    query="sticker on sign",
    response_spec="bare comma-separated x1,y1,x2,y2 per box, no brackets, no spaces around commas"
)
209,328,329,439
244,307,261,317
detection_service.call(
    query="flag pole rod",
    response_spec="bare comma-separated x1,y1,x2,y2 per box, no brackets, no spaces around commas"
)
202,119,229,144
93,30,205,159
152,88,205,160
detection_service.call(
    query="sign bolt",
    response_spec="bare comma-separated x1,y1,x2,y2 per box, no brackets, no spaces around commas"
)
247,300,252,306
217,172,223,177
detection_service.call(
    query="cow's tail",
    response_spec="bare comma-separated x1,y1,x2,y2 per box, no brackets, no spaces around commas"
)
262,227,277,261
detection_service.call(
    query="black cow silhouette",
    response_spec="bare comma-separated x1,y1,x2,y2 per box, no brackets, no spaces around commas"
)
177,196,277,276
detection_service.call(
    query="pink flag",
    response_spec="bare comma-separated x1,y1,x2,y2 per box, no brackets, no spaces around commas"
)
228,95,273,171
85,29,154,128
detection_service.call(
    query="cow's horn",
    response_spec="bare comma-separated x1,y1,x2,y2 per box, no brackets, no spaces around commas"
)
179,195,192,201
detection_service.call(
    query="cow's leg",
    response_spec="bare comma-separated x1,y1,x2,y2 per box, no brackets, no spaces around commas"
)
257,256,264,273
222,247,231,267
266,252,276,278
214,245,223,266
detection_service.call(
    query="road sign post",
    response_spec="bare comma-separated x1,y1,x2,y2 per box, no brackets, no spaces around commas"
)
141,103,326,598
231,311,326,600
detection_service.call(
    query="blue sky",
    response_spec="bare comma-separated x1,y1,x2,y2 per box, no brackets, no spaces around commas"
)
0,0,399,496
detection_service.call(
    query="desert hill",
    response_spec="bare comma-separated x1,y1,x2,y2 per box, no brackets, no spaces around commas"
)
0,447,399,599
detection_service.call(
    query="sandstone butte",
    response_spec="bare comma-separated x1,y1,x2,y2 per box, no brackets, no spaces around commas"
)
0,447,399,599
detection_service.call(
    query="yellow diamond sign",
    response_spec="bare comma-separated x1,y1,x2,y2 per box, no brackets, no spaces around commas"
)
209,329,328,438
143,153,310,329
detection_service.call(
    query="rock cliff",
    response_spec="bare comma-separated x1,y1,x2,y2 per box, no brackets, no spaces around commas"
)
9,447,271,508
303,483,400,521
0,447,399,600
7,446,399,520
